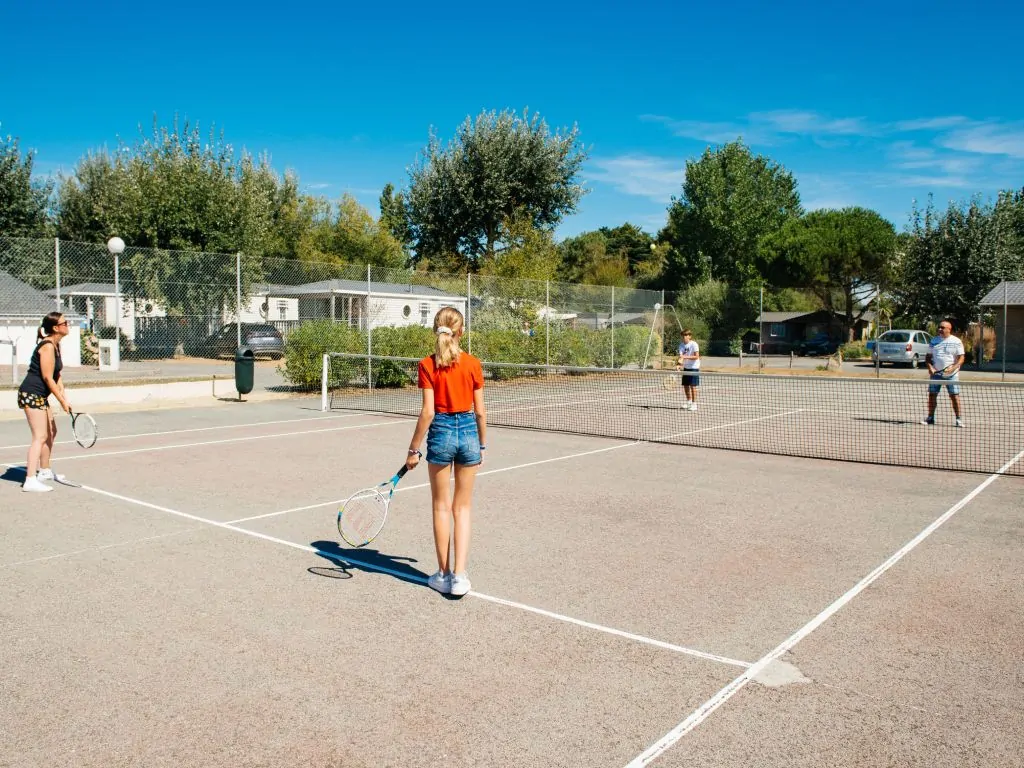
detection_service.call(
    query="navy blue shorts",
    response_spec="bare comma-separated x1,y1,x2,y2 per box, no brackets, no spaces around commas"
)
681,370,700,387
426,411,481,466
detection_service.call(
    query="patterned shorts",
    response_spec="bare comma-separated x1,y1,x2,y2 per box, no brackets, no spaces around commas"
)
17,390,49,410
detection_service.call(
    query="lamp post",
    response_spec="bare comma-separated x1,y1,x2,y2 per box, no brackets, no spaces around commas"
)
106,237,125,360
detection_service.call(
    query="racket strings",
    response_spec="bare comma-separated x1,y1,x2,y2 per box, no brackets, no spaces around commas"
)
73,415,97,447
339,491,388,545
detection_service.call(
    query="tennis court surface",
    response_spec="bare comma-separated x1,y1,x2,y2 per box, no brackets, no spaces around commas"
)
1,395,1022,767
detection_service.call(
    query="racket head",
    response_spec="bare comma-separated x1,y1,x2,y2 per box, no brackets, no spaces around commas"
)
662,373,681,391
337,488,389,547
72,412,97,449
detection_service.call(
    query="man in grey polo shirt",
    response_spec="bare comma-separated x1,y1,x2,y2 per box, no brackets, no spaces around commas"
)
922,319,965,428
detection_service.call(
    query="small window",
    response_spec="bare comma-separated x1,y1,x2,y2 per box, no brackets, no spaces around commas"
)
277,300,288,320
403,305,411,318
769,323,786,337
420,303,430,324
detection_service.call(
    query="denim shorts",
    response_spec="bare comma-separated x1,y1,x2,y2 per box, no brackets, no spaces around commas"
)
426,411,481,466
928,373,960,395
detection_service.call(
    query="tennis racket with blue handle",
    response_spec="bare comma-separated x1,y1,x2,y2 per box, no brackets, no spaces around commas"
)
337,465,408,547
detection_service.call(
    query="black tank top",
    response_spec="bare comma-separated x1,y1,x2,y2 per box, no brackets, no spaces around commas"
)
20,339,62,396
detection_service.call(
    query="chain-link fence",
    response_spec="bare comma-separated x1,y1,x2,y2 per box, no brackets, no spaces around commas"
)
2,236,1021,386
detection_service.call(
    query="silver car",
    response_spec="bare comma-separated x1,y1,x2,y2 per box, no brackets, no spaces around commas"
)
872,329,932,367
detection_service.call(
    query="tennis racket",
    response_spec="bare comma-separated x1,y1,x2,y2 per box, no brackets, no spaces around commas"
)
71,411,97,449
938,363,960,379
663,370,681,390
337,465,408,547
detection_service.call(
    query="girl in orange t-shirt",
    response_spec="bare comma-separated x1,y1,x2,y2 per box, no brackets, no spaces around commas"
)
405,307,487,597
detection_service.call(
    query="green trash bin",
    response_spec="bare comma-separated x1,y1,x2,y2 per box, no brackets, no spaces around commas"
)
234,347,255,398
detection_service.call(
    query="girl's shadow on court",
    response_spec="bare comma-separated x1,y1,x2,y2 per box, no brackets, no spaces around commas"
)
1,467,27,485
309,540,429,588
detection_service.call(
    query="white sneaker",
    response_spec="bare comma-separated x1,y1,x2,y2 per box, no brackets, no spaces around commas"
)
449,573,472,597
690,403,698,412
36,468,66,482
22,477,53,493
955,418,964,428
427,570,451,594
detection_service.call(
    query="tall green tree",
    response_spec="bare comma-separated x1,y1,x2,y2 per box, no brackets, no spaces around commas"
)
405,108,588,272
55,118,291,328
760,207,897,340
897,195,1008,329
0,135,52,236
659,140,802,290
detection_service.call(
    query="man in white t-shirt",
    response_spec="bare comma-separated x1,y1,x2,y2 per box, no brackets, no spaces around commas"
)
676,329,701,411
922,319,965,427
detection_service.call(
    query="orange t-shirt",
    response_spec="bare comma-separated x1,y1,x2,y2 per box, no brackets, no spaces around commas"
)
417,353,484,413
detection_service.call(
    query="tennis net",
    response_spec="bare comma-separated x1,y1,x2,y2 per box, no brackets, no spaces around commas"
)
322,353,1024,476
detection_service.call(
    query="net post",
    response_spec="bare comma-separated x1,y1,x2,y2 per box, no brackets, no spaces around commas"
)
54,238,61,310
758,284,764,372
320,353,329,411
874,282,881,378
367,264,373,389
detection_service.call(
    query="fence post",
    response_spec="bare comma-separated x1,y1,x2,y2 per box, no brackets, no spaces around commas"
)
54,238,61,310
236,252,242,349
611,286,615,369
1002,281,1008,382
758,284,764,371
874,282,881,378
320,353,329,411
545,279,550,367
367,264,373,388
466,273,472,355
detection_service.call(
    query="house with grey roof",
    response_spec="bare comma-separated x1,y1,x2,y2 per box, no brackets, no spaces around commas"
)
979,281,1024,362
752,309,877,353
1,270,84,368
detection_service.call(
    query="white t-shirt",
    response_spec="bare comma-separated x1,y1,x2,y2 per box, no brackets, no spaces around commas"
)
929,334,964,371
677,340,700,370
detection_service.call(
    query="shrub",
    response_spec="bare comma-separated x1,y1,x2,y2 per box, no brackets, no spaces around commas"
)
840,341,870,359
282,320,365,388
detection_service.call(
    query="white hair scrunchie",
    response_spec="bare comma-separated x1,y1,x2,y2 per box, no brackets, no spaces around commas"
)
436,326,453,335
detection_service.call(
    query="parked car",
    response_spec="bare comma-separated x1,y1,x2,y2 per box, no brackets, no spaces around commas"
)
200,323,284,360
871,329,931,367
796,333,840,356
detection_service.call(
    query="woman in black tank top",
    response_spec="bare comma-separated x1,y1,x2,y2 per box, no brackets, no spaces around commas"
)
18,312,74,492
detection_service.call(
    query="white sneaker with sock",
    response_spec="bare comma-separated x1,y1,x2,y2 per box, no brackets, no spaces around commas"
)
955,418,964,428
427,570,451,594
23,476,53,493
36,468,66,482
449,573,472,596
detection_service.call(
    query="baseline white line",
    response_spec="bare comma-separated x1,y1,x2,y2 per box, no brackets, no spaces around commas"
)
0,411,366,452
624,446,1024,768
74,483,749,668
0,528,205,569
2,419,406,464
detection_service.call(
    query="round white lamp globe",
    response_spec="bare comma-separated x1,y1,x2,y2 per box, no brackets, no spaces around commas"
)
107,236,126,255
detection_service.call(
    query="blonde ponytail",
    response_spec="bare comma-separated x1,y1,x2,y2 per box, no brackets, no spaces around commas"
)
433,306,465,368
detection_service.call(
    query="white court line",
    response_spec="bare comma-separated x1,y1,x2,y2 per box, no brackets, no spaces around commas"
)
0,411,366,452
228,410,800,524
0,528,205,569
228,439,644,523
3,419,407,464
624,446,1024,768
71,483,750,669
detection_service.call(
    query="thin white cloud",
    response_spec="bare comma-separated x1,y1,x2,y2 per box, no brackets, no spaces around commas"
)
938,122,1024,158
305,182,331,190
587,154,684,203
893,116,971,131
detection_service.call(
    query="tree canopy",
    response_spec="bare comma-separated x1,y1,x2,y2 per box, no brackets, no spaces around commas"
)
0,135,52,236
404,109,588,272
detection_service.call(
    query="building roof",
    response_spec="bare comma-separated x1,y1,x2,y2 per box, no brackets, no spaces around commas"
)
979,281,1024,306
51,282,118,296
0,270,65,317
260,279,464,300
756,309,877,323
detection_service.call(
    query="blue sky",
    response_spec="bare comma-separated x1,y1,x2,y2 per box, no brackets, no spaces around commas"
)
4,0,1022,238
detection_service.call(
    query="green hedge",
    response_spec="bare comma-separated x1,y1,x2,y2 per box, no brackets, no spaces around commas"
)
281,321,662,388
